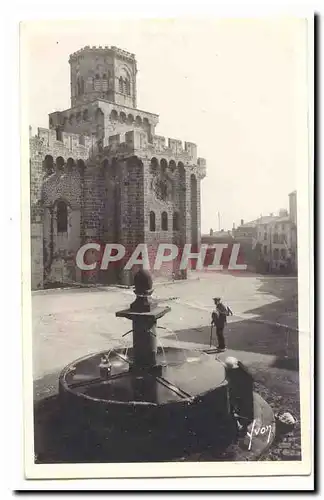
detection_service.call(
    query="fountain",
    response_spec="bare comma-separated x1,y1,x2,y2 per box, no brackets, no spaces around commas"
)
57,270,238,460
55,270,275,462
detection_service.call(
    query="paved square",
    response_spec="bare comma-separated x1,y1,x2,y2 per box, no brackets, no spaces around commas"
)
32,271,301,460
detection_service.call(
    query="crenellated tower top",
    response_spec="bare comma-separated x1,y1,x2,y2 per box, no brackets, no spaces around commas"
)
69,45,137,109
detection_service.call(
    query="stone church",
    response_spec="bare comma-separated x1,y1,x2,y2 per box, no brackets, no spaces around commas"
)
30,45,206,289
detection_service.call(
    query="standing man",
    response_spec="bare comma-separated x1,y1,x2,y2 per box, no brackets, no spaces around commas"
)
211,297,233,352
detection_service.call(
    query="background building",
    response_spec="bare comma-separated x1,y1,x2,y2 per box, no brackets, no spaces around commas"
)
252,194,298,274
30,46,206,289
212,191,298,275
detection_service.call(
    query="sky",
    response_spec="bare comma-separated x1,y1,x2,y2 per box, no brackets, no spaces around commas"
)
24,18,307,233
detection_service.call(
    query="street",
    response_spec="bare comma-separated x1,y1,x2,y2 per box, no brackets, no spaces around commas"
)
32,271,301,460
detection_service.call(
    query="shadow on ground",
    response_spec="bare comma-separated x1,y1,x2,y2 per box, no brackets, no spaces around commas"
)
166,319,298,371
245,276,298,323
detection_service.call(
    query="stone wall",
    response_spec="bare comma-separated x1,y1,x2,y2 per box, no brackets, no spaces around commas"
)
29,123,206,289
69,45,138,109
29,128,91,288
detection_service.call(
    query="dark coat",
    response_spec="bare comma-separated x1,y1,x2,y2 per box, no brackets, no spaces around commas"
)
226,362,254,423
211,302,231,327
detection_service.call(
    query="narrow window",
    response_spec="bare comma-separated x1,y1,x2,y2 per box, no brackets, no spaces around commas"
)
149,211,156,231
55,127,62,141
173,212,180,231
119,77,123,93
57,201,68,233
94,74,101,91
161,211,168,231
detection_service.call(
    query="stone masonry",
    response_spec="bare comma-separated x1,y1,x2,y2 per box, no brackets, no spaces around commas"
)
30,45,206,289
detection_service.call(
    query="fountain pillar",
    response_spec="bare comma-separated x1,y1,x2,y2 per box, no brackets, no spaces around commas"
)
116,269,170,374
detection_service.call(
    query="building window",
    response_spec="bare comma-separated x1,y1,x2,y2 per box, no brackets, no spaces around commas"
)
102,73,108,91
264,232,267,240
44,155,54,176
263,245,267,255
119,77,123,93
173,212,180,231
94,74,101,91
273,248,279,261
57,201,68,233
280,248,286,260
125,78,131,95
55,127,62,141
161,211,168,231
282,223,285,231
149,211,156,232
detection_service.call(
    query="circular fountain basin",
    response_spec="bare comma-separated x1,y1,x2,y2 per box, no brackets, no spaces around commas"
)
59,346,235,460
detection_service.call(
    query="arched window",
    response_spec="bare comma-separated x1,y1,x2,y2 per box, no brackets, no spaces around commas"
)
110,110,118,121
149,211,156,232
44,155,54,176
161,211,168,231
77,159,85,172
56,156,65,172
160,158,168,173
150,157,159,173
119,77,123,93
66,158,75,171
57,201,68,233
169,160,176,172
173,212,180,231
125,78,131,95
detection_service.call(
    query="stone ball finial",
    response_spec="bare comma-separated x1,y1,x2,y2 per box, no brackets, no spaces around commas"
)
133,269,153,295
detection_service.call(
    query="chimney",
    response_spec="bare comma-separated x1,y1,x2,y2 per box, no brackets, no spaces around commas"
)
240,219,244,226
232,222,236,230
209,228,213,236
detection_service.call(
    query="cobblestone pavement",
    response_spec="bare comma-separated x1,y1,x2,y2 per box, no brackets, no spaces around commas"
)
32,272,302,461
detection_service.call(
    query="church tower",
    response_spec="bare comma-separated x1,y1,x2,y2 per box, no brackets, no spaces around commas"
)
69,46,137,109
